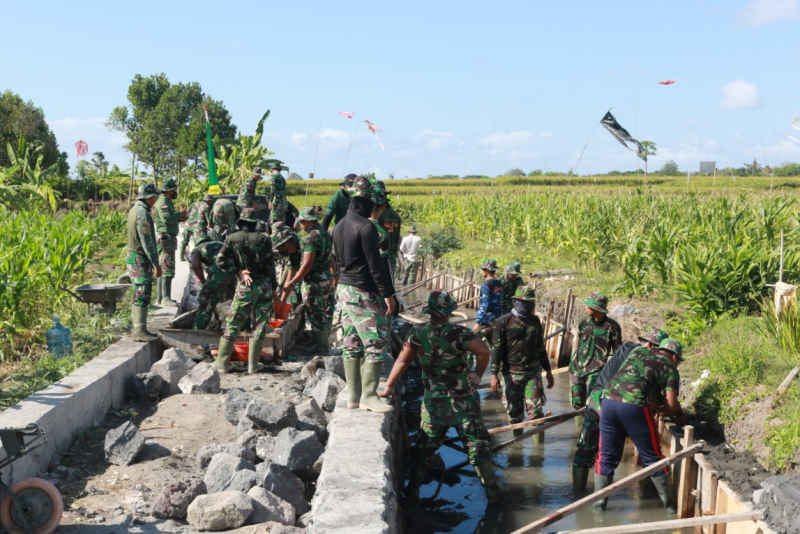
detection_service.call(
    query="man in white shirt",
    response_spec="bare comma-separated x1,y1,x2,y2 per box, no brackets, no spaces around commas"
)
399,225,422,285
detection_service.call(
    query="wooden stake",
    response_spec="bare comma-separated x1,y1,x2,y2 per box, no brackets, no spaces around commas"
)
488,409,583,435
677,425,695,518
509,442,706,534
554,510,763,534
773,366,800,407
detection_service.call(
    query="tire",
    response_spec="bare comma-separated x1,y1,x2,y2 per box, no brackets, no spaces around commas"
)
0,477,63,534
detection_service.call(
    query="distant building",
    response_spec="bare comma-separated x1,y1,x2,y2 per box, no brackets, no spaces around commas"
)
700,161,716,175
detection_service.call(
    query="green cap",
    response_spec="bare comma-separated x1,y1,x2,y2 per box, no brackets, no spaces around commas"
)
373,180,391,195
659,338,684,361
422,290,458,317
512,285,536,302
346,176,374,199
481,258,498,272
505,261,522,275
238,207,259,223
297,206,318,222
638,327,668,346
271,174,286,191
590,291,609,310
584,296,608,314
340,173,357,186
271,222,298,248
161,178,178,191
370,186,388,206
137,183,160,200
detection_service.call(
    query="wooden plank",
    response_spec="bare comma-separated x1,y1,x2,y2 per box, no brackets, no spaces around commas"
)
487,409,583,435
773,366,800,407
678,425,696,518
555,511,764,534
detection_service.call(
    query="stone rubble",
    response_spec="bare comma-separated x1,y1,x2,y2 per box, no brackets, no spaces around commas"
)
177,362,220,394
104,421,146,466
186,490,254,531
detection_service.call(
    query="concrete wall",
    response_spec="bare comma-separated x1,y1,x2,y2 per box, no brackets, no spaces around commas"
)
0,338,162,484
310,392,403,534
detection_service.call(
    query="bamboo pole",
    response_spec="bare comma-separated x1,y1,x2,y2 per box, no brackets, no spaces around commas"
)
554,510,763,534
488,409,583,435
677,425,695,517
510,442,706,534
405,280,476,310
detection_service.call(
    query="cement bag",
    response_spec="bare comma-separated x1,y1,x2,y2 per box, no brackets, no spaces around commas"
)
775,281,797,316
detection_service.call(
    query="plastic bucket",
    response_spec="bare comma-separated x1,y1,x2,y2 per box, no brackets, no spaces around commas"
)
273,301,291,320
232,341,249,362
269,319,285,329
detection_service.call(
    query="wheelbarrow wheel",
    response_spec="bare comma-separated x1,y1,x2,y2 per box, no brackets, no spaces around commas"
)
0,477,63,534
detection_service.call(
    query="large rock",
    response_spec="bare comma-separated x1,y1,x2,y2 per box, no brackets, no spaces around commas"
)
186,491,254,531
300,356,325,379
308,371,345,412
245,398,297,433
178,362,220,394
255,436,276,462
260,463,308,515
204,453,255,493
227,469,258,493
272,428,324,478
247,486,296,526
224,388,254,425
104,421,145,466
152,478,206,520
136,372,169,401
237,429,261,458
197,443,256,468
151,348,190,394
325,354,345,380
295,398,328,443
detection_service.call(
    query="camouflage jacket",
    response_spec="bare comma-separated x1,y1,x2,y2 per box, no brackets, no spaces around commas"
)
476,277,504,325
237,176,259,207
301,223,333,279
500,275,525,314
491,312,550,375
153,194,180,238
211,198,238,240
181,200,211,251
190,240,225,270
216,230,277,283
408,322,477,399
378,206,402,256
604,346,679,407
569,315,622,377
126,200,158,264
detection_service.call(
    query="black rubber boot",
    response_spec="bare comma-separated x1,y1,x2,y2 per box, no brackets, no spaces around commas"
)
572,466,589,493
651,475,676,513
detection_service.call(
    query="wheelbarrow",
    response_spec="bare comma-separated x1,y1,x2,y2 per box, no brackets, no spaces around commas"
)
61,283,131,314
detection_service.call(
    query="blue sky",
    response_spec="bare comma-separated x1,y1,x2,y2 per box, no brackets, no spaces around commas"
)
3,0,800,178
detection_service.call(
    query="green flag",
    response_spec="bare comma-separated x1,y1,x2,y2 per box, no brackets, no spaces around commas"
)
204,105,221,195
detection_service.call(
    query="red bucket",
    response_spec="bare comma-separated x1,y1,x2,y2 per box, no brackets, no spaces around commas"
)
232,341,250,362
269,319,285,329
273,301,291,320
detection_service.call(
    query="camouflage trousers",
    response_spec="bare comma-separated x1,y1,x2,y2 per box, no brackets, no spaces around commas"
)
420,392,492,466
301,275,334,334
126,251,153,308
501,371,546,423
401,260,419,285
335,284,390,363
573,389,603,468
195,268,236,330
270,197,288,225
570,371,599,410
223,277,273,341
157,236,177,277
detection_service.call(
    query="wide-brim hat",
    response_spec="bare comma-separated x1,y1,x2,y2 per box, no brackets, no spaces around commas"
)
137,183,160,200
659,337,684,361
584,297,608,314
481,258,498,272
512,285,536,302
505,261,522,275
638,327,668,346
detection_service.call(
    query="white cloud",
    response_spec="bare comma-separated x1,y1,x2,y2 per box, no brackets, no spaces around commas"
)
721,81,760,109
418,129,458,150
318,128,350,148
290,132,308,147
739,0,799,26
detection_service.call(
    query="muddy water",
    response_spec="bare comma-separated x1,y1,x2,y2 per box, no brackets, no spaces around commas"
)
403,372,692,534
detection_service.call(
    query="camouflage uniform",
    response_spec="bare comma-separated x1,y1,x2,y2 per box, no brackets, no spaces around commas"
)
153,184,180,278
191,240,235,330
180,198,212,260
337,285,391,363
126,197,159,307
300,221,334,337
269,173,288,225
272,223,302,307
568,295,622,409
476,259,503,331
236,174,260,208
211,197,238,240
500,262,524,314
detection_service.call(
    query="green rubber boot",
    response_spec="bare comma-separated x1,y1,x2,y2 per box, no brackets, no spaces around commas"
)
650,475,676,513
248,324,267,374
343,358,361,409
161,276,178,307
131,304,157,342
474,456,501,503
359,360,393,413
572,465,590,493
155,277,163,305
215,337,234,373
593,473,613,510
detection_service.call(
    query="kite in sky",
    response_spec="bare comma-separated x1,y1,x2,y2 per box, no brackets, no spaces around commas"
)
600,111,647,161
338,111,354,119
364,120,381,134
658,80,676,85
75,140,88,157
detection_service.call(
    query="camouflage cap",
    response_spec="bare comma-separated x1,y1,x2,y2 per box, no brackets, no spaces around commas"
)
271,222,298,248
505,261,522,275
137,183,160,200
584,296,608,314
481,258,498,272
422,290,458,317
238,207,259,223
370,187,388,206
271,174,286,191
512,285,536,302
161,178,178,191
659,337,684,361
297,206,318,222
638,327,669,346
373,180,391,195
346,176,374,199
340,173,358,186
590,292,609,309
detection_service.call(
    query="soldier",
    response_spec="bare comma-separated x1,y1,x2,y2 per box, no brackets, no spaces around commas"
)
568,292,622,410
283,207,335,351
190,237,235,330
379,291,500,502
500,261,524,314
152,178,181,306
473,258,503,337
321,173,356,232
237,170,261,208
595,338,686,511
332,176,395,413
398,225,422,285
211,196,238,241
271,222,302,303
268,163,289,225
374,181,402,276
126,183,162,341
214,208,277,374
180,194,214,261
571,327,668,492
368,185,391,263
491,286,554,435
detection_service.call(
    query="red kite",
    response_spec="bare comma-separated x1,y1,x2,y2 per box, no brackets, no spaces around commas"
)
75,140,88,157
364,120,381,134
658,80,676,85
338,111,354,119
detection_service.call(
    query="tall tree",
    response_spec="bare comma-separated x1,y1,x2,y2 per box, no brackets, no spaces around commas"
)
0,90,60,168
